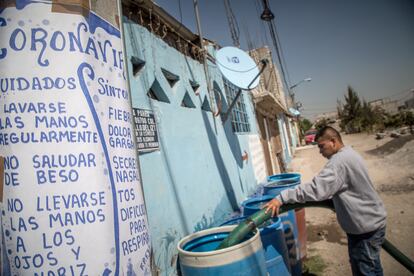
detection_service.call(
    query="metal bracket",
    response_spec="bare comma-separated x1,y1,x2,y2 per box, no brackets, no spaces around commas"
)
222,59,268,123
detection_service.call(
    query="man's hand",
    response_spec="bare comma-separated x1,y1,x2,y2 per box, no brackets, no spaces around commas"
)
263,198,283,217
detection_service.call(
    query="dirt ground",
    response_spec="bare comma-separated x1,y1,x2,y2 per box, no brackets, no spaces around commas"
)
290,133,414,276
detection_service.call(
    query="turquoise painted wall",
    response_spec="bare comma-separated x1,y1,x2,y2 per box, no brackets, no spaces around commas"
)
124,19,262,274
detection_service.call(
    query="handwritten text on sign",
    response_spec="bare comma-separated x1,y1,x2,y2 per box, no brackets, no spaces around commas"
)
0,3,151,275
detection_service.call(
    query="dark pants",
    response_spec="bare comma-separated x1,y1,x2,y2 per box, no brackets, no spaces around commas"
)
347,227,386,276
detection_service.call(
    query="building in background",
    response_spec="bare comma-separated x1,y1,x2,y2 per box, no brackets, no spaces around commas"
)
249,46,289,174
315,111,339,123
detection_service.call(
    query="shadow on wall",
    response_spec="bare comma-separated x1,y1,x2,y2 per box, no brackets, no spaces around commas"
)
193,194,237,232
166,195,237,276
213,81,244,169
201,106,239,212
157,227,180,275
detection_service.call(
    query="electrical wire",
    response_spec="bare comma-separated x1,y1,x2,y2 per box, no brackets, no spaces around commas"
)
223,0,241,47
266,20,290,90
254,0,292,91
269,19,291,86
241,21,255,50
253,0,269,47
174,0,184,34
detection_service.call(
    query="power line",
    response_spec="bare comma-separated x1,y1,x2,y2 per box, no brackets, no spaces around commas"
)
223,0,241,47
177,0,183,24
241,21,255,51
266,22,290,89
255,0,291,92
174,0,184,34
253,0,270,47
269,17,291,87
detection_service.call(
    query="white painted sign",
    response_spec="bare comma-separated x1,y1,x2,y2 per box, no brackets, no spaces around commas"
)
0,2,151,275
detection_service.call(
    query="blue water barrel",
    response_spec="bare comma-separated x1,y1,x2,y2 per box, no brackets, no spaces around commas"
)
267,173,301,183
242,195,275,217
264,173,301,195
221,216,290,275
242,195,301,276
278,210,301,276
177,226,267,276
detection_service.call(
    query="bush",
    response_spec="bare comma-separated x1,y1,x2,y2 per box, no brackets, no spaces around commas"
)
300,118,313,133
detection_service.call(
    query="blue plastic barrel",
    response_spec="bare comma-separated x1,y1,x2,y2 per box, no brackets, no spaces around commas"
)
177,225,267,276
221,216,290,275
263,174,303,276
267,172,301,183
278,210,301,276
264,173,301,195
242,195,301,276
242,195,275,217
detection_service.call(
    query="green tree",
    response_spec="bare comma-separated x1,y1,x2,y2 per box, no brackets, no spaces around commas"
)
339,86,362,133
300,118,313,133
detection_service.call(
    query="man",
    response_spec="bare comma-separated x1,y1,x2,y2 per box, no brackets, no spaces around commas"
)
264,126,387,276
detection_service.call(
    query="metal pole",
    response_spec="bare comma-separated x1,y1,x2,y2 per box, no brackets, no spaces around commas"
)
193,0,216,113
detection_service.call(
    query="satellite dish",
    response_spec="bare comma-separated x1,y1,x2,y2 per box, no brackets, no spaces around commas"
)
216,47,260,90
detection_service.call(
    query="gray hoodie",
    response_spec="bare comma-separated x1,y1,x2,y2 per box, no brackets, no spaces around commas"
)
277,146,386,235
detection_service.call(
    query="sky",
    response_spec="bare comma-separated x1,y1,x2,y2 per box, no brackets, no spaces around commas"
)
154,0,414,120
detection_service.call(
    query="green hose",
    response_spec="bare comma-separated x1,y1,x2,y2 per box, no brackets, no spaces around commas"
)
382,238,414,273
216,200,414,273
216,201,334,250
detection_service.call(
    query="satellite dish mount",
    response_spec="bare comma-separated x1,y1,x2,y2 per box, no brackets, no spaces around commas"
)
215,46,268,122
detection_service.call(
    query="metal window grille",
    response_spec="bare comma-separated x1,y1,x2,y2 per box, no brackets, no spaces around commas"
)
223,78,251,133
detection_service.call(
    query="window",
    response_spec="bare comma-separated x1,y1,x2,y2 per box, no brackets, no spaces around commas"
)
130,56,145,76
189,80,200,95
147,79,170,103
161,68,179,87
180,91,196,108
223,78,251,133
201,95,212,112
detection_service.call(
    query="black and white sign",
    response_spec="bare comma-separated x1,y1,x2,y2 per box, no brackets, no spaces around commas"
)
133,108,160,152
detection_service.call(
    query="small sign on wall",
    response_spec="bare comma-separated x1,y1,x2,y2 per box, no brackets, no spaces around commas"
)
133,108,160,152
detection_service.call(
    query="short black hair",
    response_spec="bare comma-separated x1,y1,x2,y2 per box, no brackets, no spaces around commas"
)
315,126,343,143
